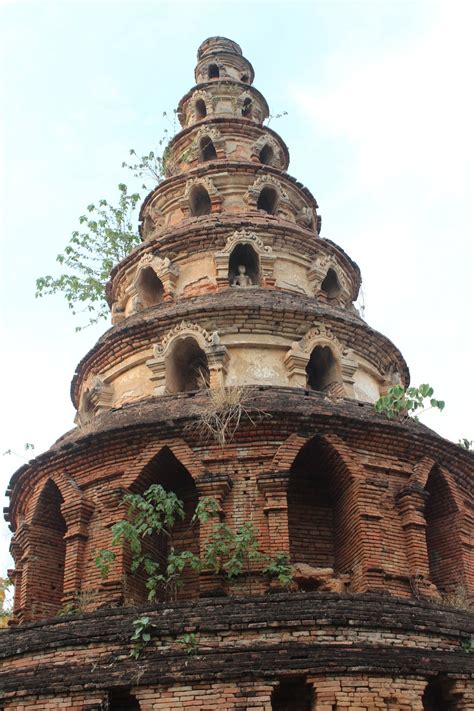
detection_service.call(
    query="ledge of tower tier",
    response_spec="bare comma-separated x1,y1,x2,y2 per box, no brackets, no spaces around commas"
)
0,594,472,693
4,387,474,531
70,289,408,406
137,161,319,236
163,116,291,172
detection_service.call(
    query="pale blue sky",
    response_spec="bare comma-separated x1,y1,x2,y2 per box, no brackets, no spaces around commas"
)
1,0,473,578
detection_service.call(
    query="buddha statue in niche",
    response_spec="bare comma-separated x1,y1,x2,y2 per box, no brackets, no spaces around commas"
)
232,264,253,287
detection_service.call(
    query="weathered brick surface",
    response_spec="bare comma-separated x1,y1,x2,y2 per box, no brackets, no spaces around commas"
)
1,594,473,699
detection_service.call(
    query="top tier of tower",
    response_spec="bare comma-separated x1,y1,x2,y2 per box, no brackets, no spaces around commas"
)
194,36,255,86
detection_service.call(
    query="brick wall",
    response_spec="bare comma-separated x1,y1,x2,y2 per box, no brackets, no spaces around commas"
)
1,594,473,708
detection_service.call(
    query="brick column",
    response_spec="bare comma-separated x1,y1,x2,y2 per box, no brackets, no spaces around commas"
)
396,483,439,598
8,533,25,624
257,472,290,556
61,497,94,603
95,486,130,605
195,474,232,594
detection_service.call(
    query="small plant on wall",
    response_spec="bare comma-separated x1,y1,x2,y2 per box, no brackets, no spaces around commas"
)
95,484,292,602
375,383,445,422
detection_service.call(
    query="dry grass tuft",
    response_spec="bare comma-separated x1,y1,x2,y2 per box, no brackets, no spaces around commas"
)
186,381,270,446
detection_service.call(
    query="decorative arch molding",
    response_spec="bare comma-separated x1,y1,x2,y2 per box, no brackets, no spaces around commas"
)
237,91,263,121
181,176,222,217
25,472,84,525
192,126,225,161
126,254,179,315
76,375,114,427
246,174,289,214
215,229,275,288
283,323,358,394
146,321,229,395
251,135,285,169
412,458,463,511
190,89,212,124
142,204,165,239
308,255,352,304
122,439,206,490
396,458,468,598
271,432,364,484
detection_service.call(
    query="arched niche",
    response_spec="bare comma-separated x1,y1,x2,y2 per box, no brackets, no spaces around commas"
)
306,344,342,394
287,436,357,587
126,446,200,603
208,63,220,79
284,325,357,394
321,267,342,299
215,230,275,289
189,184,211,216
108,688,140,711
259,143,274,166
422,677,456,711
308,258,351,305
229,242,259,286
198,135,217,162
424,466,463,593
271,678,313,711
147,322,229,396
257,185,278,214
166,336,210,393
30,480,67,617
135,266,164,309
195,98,207,120
241,96,252,117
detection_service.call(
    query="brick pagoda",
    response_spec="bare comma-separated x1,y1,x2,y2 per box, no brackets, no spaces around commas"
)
2,37,473,710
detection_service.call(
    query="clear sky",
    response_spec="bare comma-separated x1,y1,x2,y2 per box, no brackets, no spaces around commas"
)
1,0,473,580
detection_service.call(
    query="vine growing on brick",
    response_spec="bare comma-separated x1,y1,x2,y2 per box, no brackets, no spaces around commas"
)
95,484,292,602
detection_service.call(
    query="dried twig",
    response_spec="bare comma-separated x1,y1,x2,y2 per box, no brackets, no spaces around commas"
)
186,381,270,446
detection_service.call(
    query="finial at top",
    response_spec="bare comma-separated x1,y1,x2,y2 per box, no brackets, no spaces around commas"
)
197,37,243,60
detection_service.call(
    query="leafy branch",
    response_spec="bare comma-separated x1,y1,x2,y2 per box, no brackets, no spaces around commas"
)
95,484,292,603
35,183,141,330
375,383,445,422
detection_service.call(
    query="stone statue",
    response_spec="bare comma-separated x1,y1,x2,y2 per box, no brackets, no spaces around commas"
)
232,264,253,287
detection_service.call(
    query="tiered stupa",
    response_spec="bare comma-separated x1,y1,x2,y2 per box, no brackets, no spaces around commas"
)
2,38,473,710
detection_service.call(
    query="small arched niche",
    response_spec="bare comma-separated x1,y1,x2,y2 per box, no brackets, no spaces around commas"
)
242,97,252,117
228,243,259,286
306,345,341,393
259,143,274,166
271,677,313,711
257,186,278,214
195,98,207,120
135,266,164,309
321,267,342,299
208,63,219,79
108,688,140,711
198,135,217,162
189,184,211,216
166,336,210,393
30,480,67,617
240,72,249,83
424,467,461,593
422,677,449,711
